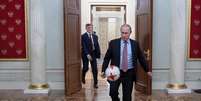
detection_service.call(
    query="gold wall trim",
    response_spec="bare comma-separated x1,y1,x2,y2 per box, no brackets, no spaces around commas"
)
29,83,49,90
187,0,192,60
167,84,187,90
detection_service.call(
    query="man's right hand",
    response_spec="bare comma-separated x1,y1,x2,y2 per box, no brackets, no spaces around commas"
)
87,54,92,61
100,72,106,78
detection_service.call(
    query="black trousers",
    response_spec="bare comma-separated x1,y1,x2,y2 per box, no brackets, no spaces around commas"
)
82,53,98,85
108,69,135,101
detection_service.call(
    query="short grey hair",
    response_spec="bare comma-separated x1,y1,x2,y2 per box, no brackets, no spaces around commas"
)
120,24,132,33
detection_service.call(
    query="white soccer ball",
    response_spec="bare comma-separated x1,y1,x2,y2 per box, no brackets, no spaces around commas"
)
105,65,120,81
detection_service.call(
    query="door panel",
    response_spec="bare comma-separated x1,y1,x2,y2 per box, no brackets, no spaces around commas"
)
64,0,81,96
135,0,152,95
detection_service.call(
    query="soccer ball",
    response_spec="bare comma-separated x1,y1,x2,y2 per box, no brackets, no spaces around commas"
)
105,65,120,81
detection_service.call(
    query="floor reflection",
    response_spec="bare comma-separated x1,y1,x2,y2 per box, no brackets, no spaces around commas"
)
0,80,201,101
0,66,201,101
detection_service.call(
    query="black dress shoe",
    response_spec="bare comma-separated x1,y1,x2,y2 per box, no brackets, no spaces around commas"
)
94,84,98,88
82,77,85,84
194,89,201,93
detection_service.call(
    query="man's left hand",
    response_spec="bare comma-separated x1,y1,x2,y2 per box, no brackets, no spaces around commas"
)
147,72,152,77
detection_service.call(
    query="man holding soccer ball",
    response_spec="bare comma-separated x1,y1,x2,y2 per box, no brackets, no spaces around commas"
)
101,24,152,101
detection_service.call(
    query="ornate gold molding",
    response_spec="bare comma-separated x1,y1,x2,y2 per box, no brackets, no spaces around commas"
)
29,83,49,90
167,84,187,90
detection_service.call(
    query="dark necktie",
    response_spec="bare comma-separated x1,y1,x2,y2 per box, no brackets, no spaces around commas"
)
121,41,128,72
89,34,93,54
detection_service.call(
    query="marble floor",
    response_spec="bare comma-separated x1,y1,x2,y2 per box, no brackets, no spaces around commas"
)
0,79,201,101
0,66,201,101
0,86,201,101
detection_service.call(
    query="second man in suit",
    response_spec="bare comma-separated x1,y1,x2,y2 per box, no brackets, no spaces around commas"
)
81,23,101,88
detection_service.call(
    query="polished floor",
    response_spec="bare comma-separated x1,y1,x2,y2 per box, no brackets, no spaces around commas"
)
0,84,201,101
0,67,201,101
0,79,201,101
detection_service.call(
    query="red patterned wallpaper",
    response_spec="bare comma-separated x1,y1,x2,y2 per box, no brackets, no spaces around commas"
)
0,0,27,60
189,0,201,60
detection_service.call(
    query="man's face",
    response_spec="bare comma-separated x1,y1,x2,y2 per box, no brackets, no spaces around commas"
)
121,26,131,40
86,25,93,33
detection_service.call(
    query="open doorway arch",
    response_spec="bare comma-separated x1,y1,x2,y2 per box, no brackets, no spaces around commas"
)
91,5,126,60
63,0,153,95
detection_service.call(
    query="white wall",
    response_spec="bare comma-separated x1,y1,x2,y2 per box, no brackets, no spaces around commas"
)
152,0,171,89
43,0,64,69
42,0,64,89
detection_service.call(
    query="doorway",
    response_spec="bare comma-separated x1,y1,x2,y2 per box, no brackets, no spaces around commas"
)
91,5,126,62
63,0,153,96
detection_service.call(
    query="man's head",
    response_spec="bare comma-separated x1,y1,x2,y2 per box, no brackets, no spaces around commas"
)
86,23,93,33
120,24,132,40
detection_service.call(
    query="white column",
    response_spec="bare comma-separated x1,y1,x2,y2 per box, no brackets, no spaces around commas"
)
167,0,191,93
24,0,49,94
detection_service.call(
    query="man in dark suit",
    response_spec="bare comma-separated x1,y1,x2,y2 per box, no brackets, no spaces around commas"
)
101,24,152,101
81,23,101,88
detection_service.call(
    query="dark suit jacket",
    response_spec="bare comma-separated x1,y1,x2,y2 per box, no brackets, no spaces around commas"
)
102,38,148,80
81,32,101,58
